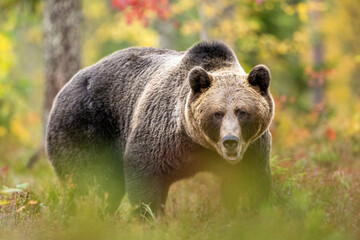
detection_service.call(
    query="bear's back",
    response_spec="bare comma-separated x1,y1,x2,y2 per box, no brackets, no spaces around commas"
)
84,46,184,97
57,47,183,147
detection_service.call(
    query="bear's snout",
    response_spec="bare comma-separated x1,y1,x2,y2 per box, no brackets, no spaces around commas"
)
222,135,239,150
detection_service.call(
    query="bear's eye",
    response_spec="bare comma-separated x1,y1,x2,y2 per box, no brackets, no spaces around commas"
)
213,112,224,120
236,109,248,119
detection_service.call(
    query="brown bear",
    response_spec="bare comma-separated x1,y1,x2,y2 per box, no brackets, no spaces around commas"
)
46,41,274,214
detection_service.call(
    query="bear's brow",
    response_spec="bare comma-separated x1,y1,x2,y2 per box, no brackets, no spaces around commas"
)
213,72,242,77
212,72,247,82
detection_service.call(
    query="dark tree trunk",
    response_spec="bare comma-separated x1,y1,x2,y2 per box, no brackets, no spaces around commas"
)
43,0,82,124
28,0,82,168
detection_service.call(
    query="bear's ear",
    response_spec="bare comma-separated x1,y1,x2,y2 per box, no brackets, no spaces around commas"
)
188,66,212,94
247,65,271,95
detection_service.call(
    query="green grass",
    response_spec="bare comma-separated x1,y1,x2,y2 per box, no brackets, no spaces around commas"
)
1,139,359,240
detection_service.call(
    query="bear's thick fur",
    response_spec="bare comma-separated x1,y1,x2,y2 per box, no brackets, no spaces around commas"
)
46,41,274,214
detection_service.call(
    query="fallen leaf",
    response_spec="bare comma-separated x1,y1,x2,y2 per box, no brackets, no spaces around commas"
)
28,200,38,205
16,206,25,213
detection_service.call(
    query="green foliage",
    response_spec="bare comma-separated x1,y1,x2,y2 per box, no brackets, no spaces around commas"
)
1,147,359,239
0,3,42,149
0,0,41,16
0,20,29,145
141,203,159,225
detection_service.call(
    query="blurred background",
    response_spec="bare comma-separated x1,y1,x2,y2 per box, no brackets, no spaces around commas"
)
0,0,360,239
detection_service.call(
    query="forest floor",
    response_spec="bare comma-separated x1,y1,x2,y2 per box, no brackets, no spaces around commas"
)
1,135,360,240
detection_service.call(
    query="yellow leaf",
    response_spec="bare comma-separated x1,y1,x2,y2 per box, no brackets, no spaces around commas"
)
172,0,195,15
0,33,15,76
0,126,7,137
204,4,216,18
0,200,10,206
181,21,202,36
83,0,107,19
0,33,12,52
10,118,31,144
297,3,308,22
354,55,360,63
277,42,288,54
283,5,295,15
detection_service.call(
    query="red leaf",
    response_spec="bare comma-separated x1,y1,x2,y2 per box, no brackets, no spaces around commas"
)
0,166,8,174
112,0,170,25
325,127,336,141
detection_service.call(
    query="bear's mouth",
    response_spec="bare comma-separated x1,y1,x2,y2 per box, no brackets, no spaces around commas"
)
224,151,241,164
226,152,238,159
217,142,248,164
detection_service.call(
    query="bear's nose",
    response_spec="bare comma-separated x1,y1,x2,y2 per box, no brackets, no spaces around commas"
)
222,136,239,150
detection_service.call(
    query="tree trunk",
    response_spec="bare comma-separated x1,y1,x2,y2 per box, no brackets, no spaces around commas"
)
43,0,82,124
155,19,176,49
198,0,209,41
309,0,325,110
28,0,82,168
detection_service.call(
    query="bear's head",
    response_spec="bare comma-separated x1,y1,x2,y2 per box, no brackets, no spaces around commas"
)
184,65,274,164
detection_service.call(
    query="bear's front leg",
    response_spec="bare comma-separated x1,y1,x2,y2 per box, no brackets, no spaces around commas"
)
124,149,170,216
220,164,271,214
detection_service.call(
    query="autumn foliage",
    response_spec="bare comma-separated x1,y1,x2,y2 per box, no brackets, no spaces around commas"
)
111,0,170,25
